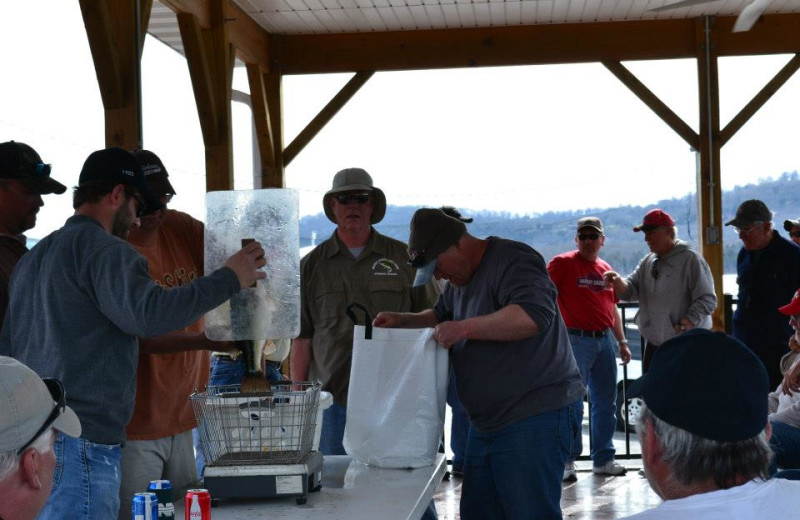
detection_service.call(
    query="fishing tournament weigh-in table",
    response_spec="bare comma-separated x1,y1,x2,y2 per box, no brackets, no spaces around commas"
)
175,454,447,520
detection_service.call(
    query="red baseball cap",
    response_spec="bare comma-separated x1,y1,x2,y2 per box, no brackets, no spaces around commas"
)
633,209,675,232
778,289,800,316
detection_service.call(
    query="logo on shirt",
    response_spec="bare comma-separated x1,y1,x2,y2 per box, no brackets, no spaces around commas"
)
577,272,606,293
372,258,400,276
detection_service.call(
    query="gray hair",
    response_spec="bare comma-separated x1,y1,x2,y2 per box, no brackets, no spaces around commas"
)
637,404,770,489
0,429,54,482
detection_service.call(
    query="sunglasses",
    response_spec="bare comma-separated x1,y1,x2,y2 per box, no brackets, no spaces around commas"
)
17,378,65,455
334,193,371,205
651,258,660,280
790,231,800,238
578,233,601,241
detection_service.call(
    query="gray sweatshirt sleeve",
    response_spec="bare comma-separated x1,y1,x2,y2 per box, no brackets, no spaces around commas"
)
684,252,717,325
84,241,241,338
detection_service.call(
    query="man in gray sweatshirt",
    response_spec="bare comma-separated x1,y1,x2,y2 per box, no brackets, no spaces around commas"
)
0,147,266,520
604,209,716,372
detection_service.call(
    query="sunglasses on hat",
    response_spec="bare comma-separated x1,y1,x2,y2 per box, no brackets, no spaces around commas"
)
17,378,65,455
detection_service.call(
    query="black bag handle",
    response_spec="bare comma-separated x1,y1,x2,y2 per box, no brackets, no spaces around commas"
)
346,302,373,340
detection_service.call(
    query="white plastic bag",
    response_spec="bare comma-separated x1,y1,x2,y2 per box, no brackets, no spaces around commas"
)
343,318,448,468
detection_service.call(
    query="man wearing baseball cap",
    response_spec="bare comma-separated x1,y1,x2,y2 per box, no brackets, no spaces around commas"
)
621,329,800,519
548,216,632,480
0,356,81,520
0,147,267,520
0,141,67,322
725,199,800,389
374,208,584,520
604,208,716,372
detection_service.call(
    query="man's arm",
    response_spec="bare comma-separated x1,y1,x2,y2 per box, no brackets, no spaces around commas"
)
433,304,538,348
612,307,631,364
373,309,439,329
290,337,312,381
138,331,235,355
604,270,631,298
683,254,717,326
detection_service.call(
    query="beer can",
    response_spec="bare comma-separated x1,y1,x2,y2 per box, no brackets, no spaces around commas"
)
184,489,211,520
148,479,175,520
132,492,158,520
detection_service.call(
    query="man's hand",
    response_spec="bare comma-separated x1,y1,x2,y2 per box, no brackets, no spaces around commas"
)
781,361,800,396
224,240,267,289
673,317,694,335
434,321,468,349
373,312,404,328
619,341,632,365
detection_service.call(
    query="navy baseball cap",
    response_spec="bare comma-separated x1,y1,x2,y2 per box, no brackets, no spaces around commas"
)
78,147,163,214
635,329,769,442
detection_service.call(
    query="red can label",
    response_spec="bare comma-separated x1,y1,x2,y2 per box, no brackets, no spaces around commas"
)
184,489,211,520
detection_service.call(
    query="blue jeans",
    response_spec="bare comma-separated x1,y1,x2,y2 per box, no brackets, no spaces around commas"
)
320,401,348,455
38,433,122,520
447,369,469,470
769,419,800,473
460,404,575,520
568,332,618,466
195,355,283,476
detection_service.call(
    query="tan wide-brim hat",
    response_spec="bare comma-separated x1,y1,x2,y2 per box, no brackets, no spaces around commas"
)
323,167,386,224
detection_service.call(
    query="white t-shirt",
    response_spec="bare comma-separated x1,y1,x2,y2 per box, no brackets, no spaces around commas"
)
621,479,800,519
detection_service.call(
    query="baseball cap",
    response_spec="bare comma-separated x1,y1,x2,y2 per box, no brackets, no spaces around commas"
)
725,199,772,228
323,168,386,224
0,141,67,195
0,356,81,453
778,289,800,316
408,208,467,287
132,149,176,197
577,216,603,233
633,209,675,232
783,217,800,232
78,147,162,215
634,329,768,442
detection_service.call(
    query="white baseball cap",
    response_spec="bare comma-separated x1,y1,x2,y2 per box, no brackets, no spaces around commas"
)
0,356,81,453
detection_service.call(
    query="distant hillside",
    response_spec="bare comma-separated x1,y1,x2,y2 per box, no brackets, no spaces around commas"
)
300,171,800,275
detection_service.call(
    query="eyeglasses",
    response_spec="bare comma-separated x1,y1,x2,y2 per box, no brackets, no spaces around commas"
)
734,223,762,235
17,378,65,455
578,233,601,241
790,231,800,238
334,193,371,205
651,258,660,280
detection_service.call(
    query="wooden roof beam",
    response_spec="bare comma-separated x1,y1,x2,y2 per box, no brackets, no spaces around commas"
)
161,0,271,68
720,53,800,147
275,14,800,75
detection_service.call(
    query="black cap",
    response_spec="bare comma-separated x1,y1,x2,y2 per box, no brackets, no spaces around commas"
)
725,199,772,228
0,141,66,195
79,147,162,214
132,149,176,197
634,329,769,442
408,208,467,287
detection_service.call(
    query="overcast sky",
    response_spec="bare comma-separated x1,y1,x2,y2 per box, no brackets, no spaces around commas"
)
2,1,799,241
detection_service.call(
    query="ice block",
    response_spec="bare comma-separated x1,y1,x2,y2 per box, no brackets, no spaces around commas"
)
204,189,300,341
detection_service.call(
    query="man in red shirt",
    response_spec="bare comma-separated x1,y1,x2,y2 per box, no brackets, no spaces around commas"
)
548,217,631,480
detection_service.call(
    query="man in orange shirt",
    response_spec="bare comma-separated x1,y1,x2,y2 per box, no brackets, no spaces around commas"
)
117,150,230,520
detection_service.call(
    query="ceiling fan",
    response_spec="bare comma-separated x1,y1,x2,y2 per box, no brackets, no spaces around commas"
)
650,0,775,32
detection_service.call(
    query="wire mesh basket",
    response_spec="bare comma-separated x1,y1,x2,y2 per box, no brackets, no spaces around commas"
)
191,381,321,466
